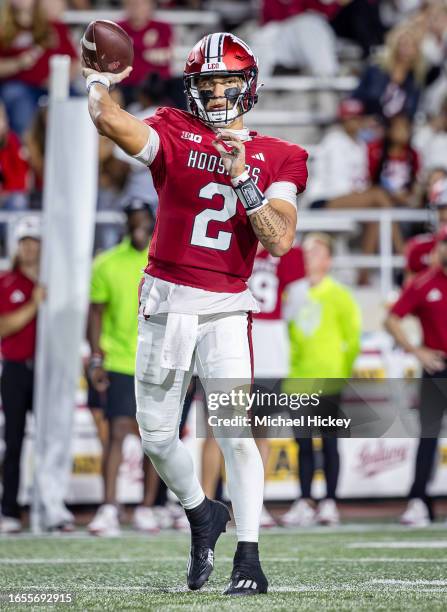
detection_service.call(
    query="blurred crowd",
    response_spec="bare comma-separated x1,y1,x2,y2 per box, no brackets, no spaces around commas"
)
1,0,447,261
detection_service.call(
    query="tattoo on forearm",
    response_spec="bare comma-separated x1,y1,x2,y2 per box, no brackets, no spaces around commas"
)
250,204,289,248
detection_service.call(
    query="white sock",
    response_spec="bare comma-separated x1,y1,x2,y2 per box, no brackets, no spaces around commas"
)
216,437,264,541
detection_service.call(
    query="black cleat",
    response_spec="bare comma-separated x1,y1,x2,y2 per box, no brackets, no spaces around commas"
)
187,499,231,590
223,564,269,596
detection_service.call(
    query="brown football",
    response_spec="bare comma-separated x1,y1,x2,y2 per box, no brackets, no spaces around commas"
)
81,20,134,74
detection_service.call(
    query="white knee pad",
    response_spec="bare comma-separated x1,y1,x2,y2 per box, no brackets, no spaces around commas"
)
218,436,259,459
136,410,178,462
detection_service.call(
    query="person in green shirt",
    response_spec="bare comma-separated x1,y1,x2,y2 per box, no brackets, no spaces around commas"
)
86,199,159,536
281,232,361,529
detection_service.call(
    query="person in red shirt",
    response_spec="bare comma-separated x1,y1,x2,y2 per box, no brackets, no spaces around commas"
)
405,172,447,279
83,31,308,595
368,113,420,207
118,0,173,106
0,215,45,534
385,232,447,527
0,101,28,209
0,0,78,136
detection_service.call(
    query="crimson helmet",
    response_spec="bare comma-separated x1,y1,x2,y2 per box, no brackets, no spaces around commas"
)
184,33,259,127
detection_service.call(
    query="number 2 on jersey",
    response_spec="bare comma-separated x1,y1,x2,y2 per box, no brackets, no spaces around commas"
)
190,182,237,251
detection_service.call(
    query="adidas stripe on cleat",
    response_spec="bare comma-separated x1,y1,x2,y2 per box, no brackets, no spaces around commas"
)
224,566,268,596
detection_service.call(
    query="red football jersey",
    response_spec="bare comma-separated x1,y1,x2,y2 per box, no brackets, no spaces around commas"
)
0,269,36,361
405,233,436,275
144,107,308,292
390,267,447,353
249,246,305,319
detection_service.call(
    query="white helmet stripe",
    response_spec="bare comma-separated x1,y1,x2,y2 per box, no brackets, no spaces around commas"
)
207,33,223,60
204,34,212,62
218,33,224,61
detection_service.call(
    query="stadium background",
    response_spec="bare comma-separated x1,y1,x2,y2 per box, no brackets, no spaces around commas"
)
1,0,447,524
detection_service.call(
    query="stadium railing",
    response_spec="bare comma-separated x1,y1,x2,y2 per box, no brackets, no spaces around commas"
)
0,209,428,295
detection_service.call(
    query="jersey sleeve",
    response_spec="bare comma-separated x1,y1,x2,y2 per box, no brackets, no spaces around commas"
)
273,145,308,195
142,107,174,184
390,280,423,318
90,257,110,304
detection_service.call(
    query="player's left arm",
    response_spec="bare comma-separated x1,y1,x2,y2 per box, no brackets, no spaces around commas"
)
213,131,302,256
248,199,296,256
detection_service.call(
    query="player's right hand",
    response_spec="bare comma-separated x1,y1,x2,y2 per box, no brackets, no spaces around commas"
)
413,346,446,374
90,365,110,392
82,63,133,86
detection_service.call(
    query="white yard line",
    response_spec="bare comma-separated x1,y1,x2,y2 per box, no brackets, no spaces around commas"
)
5,583,447,594
4,523,445,541
370,579,447,586
0,556,445,565
348,541,447,549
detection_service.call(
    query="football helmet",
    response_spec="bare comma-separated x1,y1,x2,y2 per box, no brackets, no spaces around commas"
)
184,33,259,127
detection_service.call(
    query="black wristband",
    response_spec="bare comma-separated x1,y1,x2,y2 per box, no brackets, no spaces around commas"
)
231,171,269,215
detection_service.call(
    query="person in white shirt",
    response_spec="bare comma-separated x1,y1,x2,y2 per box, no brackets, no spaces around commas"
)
307,98,395,283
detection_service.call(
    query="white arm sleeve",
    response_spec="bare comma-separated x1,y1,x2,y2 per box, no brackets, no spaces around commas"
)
132,126,161,166
264,181,297,209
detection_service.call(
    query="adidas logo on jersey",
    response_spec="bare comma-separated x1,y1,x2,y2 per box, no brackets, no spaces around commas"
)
252,153,265,162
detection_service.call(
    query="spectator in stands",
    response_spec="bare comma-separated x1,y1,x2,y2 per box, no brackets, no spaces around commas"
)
0,101,29,210
281,233,361,527
353,24,425,120
385,228,447,527
413,96,447,172
23,103,47,208
0,0,79,136
368,113,420,208
118,0,173,107
308,98,384,210
0,216,46,534
307,98,400,282
331,0,385,59
251,0,343,78
87,199,162,536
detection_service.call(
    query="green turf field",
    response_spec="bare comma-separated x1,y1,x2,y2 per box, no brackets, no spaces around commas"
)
1,525,446,610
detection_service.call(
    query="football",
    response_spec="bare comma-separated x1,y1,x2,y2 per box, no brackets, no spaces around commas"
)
81,20,134,74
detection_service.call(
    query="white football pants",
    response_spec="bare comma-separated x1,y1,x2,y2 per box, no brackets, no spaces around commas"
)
135,311,264,542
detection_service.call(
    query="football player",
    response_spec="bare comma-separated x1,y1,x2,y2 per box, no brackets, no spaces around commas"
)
83,32,308,596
